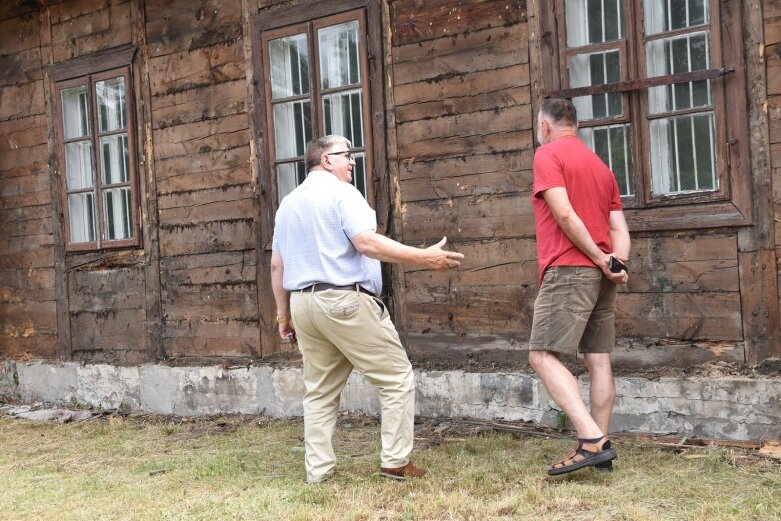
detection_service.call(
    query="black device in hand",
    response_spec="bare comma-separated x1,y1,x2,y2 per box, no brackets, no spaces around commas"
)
608,256,628,273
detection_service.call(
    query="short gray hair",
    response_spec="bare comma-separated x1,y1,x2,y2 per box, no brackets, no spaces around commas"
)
306,135,351,169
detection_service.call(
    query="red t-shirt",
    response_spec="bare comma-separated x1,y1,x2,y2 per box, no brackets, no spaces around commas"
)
532,135,622,286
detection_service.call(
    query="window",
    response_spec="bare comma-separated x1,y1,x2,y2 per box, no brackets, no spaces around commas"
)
52,56,139,252
544,0,750,229
261,9,373,205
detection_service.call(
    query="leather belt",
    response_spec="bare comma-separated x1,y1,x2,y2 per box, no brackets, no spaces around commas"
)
302,283,375,297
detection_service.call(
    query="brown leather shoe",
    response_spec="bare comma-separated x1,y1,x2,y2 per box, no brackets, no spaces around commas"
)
379,462,427,481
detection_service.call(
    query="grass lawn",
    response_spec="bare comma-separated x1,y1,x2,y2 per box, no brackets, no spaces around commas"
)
0,414,778,520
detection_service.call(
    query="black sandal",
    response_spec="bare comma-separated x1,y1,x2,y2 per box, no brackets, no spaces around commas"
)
548,435,617,476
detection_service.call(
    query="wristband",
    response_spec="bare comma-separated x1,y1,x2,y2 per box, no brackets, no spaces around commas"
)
275,315,290,324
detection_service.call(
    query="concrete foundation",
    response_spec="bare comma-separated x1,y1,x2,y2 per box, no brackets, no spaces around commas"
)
1,360,779,441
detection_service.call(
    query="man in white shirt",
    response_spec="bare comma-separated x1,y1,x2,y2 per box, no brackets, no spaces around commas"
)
271,135,464,483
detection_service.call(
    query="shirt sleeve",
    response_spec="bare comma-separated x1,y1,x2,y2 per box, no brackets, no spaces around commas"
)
532,146,566,199
338,186,377,238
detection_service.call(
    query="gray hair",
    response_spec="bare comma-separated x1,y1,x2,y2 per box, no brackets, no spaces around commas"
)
306,135,351,169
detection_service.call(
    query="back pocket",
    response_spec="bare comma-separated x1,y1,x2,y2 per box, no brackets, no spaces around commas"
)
325,291,360,319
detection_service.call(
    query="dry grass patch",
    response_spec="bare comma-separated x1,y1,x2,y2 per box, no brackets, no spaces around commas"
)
0,414,778,520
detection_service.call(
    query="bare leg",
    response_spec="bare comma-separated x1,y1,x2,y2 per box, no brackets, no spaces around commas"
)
583,352,615,434
529,350,603,439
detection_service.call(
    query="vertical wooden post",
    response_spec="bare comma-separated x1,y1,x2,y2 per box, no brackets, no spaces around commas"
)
737,0,781,364
243,0,275,358
40,7,72,360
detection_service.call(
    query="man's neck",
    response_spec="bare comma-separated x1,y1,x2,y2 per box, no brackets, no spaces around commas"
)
548,128,578,142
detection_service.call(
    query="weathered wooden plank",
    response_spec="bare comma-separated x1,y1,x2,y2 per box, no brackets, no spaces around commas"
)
154,144,249,181
70,308,147,352
768,44,781,97
391,0,527,46
0,12,40,53
770,96,781,144
405,237,539,287
402,193,535,242
625,234,740,293
0,81,45,121
397,85,530,124
158,188,255,226
398,127,533,162
616,292,743,341
393,24,529,85
0,215,51,238
158,218,255,256
394,63,529,107
0,1,40,23
400,148,533,181
0,301,58,337
0,117,47,150
156,164,252,195
0,188,51,210
0,145,48,176
0,169,48,197
161,250,257,286
0,334,58,358
400,167,533,202
69,267,143,302
0,247,53,270
405,333,745,369
163,281,258,320
146,1,242,57
765,15,781,45
0,47,43,87
148,42,245,96
162,319,259,359
0,268,55,303
151,79,247,130
397,105,532,151
405,284,536,334
153,113,248,159
50,2,132,63
49,0,123,24
145,0,225,22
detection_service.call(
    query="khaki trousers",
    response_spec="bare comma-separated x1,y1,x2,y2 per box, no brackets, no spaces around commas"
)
290,288,415,483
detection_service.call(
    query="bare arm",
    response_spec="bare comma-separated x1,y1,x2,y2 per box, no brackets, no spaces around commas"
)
542,186,628,284
270,250,295,339
350,232,464,270
608,210,630,260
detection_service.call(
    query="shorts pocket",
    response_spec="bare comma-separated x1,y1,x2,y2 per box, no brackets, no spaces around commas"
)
325,291,360,319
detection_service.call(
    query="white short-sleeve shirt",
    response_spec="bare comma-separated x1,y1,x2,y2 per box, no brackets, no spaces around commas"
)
272,170,382,295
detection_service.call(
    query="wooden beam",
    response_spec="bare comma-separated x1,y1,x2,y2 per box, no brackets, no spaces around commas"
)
737,0,781,364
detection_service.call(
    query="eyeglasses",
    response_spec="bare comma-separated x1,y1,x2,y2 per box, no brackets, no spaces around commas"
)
326,150,355,161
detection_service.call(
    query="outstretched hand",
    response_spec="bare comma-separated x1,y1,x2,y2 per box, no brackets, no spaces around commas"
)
424,236,464,271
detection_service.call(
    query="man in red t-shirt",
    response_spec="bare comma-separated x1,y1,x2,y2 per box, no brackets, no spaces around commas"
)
528,98,630,476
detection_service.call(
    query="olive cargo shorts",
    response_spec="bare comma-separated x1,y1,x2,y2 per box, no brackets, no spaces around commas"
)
529,266,617,355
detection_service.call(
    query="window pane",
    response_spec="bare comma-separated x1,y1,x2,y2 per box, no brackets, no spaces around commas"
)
566,0,624,47
103,187,133,241
273,100,312,159
579,123,634,196
68,192,96,243
647,31,711,114
352,152,367,197
61,85,90,139
96,77,126,133
319,21,361,89
322,89,364,147
277,161,307,202
644,0,708,35
64,140,94,190
650,112,716,195
100,134,130,185
269,34,310,99
569,50,622,120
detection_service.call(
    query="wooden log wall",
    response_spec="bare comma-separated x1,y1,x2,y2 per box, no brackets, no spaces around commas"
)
146,0,260,360
388,0,749,366
0,0,778,368
0,3,59,358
